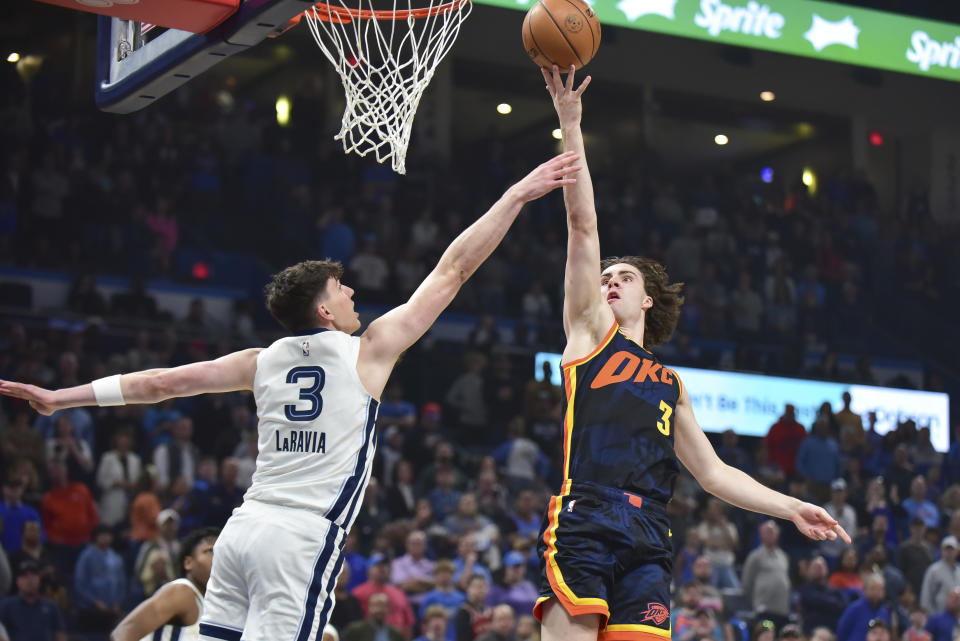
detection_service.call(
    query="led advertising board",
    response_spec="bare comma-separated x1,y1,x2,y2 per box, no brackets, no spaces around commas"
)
479,0,960,83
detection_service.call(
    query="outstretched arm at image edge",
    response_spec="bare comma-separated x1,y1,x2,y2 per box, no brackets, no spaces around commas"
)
0,348,261,415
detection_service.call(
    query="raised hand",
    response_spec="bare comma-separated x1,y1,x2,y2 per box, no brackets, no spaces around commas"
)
791,501,852,543
541,64,592,126
0,380,60,415
510,151,582,203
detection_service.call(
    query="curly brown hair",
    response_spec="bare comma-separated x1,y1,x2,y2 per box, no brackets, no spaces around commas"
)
264,259,343,332
600,256,684,347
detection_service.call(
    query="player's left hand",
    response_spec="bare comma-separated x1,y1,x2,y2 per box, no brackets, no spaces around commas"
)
791,501,851,543
510,151,582,203
542,64,591,126
0,379,61,415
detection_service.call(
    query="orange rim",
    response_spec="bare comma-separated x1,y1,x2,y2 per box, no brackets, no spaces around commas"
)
303,0,469,22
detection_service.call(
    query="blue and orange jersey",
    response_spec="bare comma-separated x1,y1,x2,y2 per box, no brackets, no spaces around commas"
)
560,322,683,503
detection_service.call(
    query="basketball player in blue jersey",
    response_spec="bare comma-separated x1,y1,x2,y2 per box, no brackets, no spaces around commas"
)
0,151,582,641
110,528,219,641
534,65,851,641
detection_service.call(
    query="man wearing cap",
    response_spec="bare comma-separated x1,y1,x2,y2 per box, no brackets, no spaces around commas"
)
0,473,42,554
677,607,721,641
821,478,857,564
135,509,181,597
865,618,892,641
0,559,66,641
487,552,537,616
351,554,414,638
920,536,960,614
837,573,890,641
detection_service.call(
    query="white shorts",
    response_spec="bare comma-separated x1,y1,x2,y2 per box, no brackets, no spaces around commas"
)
199,500,345,641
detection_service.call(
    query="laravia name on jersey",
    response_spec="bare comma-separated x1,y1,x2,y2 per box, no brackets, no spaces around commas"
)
590,351,679,389
275,430,327,453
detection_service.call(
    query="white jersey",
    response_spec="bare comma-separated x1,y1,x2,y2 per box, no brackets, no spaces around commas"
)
243,329,378,530
140,578,203,641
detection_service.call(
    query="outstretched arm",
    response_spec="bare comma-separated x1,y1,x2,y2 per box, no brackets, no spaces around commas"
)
674,388,851,543
358,153,581,397
543,65,613,348
110,581,200,641
0,349,261,415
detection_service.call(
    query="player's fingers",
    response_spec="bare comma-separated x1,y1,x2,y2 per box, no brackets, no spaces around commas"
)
541,68,555,94
547,152,577,168
553,165,582,177
0,382,30,400
834,523,852,544
565,65,576,90
576,75,592,96
550,65,564,91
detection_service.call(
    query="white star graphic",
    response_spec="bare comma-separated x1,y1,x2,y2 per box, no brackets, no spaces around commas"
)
804,14,861,52
616,0,677,22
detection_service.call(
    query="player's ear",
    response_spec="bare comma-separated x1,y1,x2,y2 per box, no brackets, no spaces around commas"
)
317,301,335,322
641,295,653,311
183,555,193,574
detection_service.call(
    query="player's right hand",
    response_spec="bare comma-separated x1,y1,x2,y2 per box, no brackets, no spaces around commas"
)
0,379,60,415
542,64,591,125
509,151,581,203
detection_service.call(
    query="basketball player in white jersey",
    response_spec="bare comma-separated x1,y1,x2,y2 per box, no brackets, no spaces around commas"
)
0,151,582,641
110,528,219,641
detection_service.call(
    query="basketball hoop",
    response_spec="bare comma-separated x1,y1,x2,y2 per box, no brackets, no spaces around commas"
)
302,0,471,174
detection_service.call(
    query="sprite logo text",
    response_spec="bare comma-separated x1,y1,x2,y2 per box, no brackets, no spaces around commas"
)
694,0,784,39
906,30,960,72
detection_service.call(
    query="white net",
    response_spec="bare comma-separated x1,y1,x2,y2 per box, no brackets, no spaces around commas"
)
304,0,472,174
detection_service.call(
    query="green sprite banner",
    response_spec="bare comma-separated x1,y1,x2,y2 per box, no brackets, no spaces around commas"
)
474,0,960,83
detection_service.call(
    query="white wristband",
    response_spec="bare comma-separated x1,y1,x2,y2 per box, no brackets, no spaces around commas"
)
92,375,126,407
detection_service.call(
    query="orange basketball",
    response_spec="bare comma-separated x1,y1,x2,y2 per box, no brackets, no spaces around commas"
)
521,0,601,71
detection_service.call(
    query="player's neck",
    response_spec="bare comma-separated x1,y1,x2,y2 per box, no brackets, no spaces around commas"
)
617,319,646,347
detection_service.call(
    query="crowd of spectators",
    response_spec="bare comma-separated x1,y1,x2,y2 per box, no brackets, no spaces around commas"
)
2,64,960,386
2,307,960,641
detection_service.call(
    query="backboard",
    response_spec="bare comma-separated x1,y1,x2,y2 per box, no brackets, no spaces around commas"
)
95,0,314,113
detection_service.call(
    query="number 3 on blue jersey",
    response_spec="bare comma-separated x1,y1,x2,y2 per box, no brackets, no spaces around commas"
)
285,366,326,421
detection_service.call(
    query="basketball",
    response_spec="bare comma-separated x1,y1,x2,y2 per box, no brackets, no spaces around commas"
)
522,0,601,71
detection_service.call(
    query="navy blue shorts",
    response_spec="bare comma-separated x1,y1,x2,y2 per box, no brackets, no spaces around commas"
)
532,482,673,641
